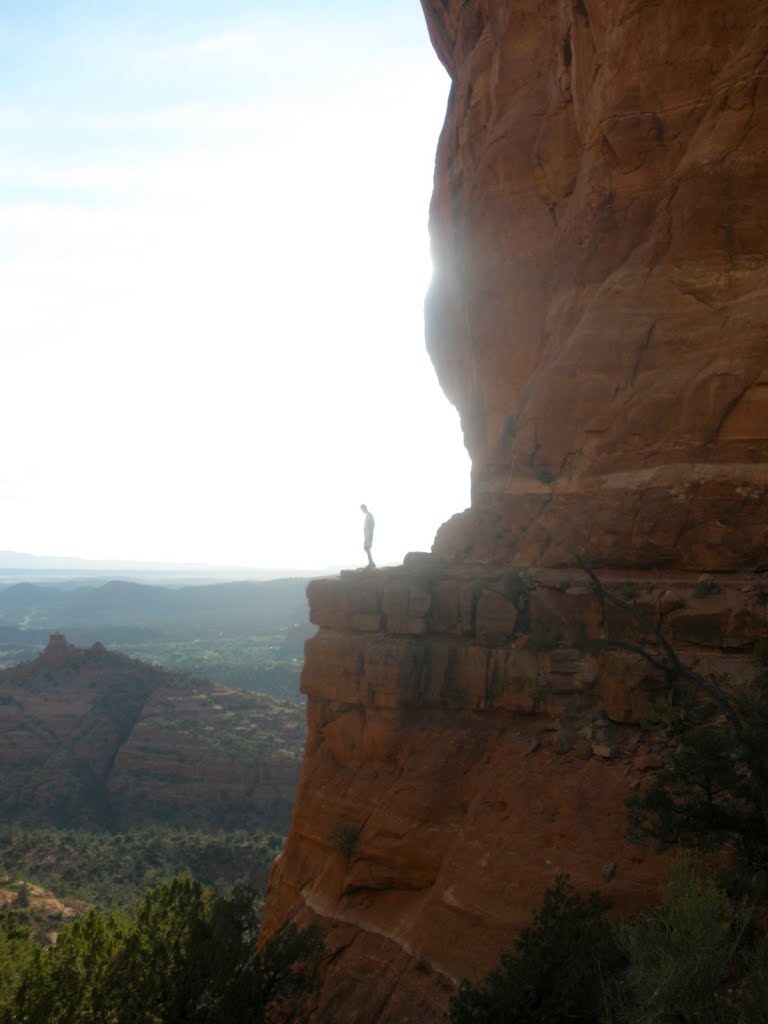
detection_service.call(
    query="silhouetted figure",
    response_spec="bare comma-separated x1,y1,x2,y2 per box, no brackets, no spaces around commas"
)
360,504,375,568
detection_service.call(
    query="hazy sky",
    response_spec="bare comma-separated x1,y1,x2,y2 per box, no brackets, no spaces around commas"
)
1,0,470,571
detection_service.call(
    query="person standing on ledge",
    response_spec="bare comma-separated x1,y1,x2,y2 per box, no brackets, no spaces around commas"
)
360,504,375,569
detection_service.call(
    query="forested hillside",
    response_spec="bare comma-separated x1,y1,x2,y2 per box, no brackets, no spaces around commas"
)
0,636,304,832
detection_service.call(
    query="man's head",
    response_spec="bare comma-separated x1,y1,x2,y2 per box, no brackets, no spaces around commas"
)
360,504,368,513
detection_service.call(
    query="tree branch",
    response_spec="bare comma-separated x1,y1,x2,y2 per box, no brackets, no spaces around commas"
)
574,556,744,742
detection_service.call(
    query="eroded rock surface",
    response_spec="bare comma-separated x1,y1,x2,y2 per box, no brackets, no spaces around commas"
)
422,0,768,569
263,3,768,1019
263,563,767,1021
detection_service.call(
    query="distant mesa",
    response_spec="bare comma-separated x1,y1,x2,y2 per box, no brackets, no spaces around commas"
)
40,632,74,668
38,632,104,668
0,638,304,832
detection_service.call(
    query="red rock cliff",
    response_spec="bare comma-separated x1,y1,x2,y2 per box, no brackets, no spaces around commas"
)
264,566,766,1022
262,4,768,1021
423,0,768,569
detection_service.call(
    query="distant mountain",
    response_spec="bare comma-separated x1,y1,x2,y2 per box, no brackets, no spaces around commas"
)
0,549,335,580
0,577,311,635
0,550,158,570
0,635,304,831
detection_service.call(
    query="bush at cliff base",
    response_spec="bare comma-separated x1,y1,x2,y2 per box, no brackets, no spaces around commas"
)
450,860,768,1024
448,874,622,1024
0,874,322,1024
614,858,750,1024
627,671,768,873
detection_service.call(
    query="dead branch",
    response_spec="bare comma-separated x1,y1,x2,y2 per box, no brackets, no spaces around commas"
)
574,555,744,743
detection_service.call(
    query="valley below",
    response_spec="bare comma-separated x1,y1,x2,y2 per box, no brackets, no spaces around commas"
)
0,574,313,915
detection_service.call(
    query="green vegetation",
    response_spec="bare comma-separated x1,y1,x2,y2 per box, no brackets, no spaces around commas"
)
0,881,86,945
0,632,306,701
741,934,768,1024
580,558,768,875
450,861,768,1024
628,671,768,873
614,858,750,1024
694,579,722,598
0,914,35,1012
110,633,306,701
0,577,314,702
0,875,322,1024
449,875,621,1024
453,565,768,1024
0,646,304,832
329,824,360,863
0,629,49,670
0,582,321,1020
0,827,283,908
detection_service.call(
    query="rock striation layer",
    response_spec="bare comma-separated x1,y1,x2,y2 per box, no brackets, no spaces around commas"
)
422,0,768,570
263,562,767,1021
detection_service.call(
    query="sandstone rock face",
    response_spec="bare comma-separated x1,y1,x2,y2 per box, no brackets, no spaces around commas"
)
262,4,768,1019
421,0,768,569
263,564,767,1021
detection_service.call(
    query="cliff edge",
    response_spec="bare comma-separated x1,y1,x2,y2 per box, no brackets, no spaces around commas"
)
262,3,768,1020
262,564,766,1021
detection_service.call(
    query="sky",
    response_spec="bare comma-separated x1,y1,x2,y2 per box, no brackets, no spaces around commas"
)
0,0,470,571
